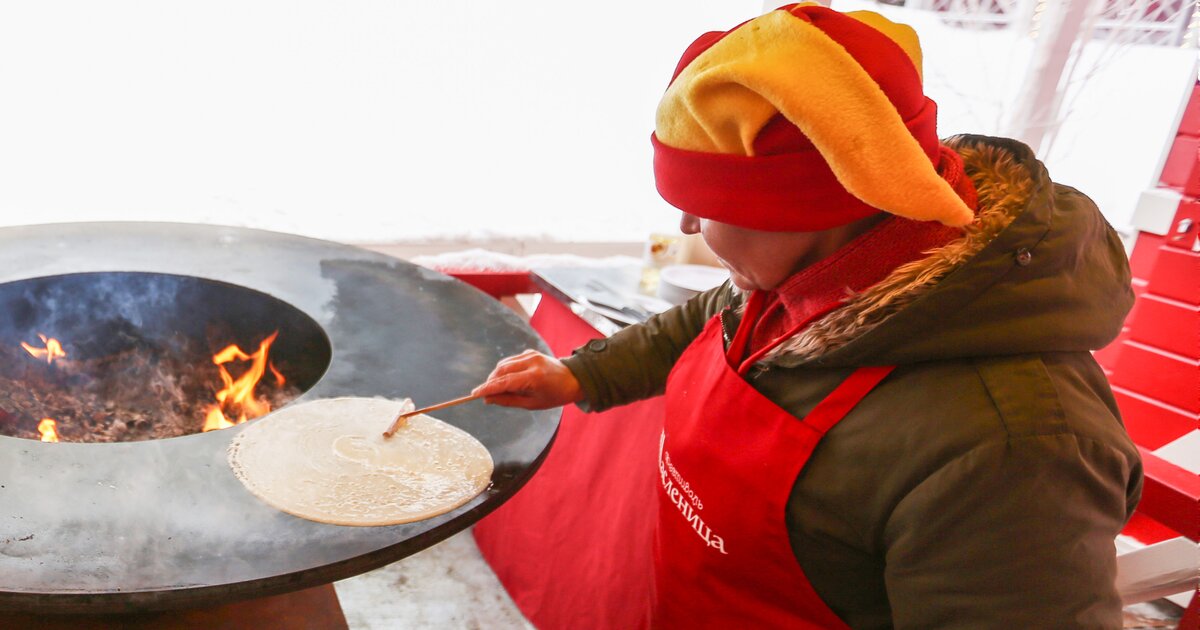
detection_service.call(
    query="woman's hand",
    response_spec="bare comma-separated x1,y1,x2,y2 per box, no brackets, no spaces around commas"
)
471,349,583,410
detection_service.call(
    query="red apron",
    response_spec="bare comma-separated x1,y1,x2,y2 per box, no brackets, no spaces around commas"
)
652,291,895,628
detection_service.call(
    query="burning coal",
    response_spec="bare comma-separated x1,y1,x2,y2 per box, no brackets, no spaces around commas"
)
0,330,299,443
0,271,326,443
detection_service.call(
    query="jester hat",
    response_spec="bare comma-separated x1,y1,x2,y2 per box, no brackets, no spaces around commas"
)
653,3,975,231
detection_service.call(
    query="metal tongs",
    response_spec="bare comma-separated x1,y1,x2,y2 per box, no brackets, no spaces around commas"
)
580,279,656,323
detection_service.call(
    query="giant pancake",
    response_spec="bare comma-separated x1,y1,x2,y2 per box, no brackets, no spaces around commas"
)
228,397,494,526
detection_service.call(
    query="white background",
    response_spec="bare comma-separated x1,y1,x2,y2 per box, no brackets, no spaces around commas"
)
0,1,1193,243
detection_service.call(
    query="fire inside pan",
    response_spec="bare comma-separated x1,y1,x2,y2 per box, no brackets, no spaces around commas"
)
0,272,331,443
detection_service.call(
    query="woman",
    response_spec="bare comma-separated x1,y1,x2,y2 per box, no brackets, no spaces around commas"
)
473,5,1142,628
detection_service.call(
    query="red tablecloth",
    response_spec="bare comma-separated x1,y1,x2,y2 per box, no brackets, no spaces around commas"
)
473,294,661,630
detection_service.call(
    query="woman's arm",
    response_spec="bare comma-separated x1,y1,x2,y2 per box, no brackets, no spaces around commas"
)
475,281,734,412
471,349,583,410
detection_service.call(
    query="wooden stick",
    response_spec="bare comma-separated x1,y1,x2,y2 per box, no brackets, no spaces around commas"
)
382,392,483,438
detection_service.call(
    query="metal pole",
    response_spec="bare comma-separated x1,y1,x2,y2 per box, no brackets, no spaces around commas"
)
1003,0,1099,154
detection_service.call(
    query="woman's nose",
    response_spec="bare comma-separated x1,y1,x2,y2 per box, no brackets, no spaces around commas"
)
679,213,700,235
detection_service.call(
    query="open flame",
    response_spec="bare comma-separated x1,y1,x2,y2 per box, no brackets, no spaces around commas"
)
21,334,66,364
38,418,59,442
21,335,65,441
202,332,284,432
13,330,289,439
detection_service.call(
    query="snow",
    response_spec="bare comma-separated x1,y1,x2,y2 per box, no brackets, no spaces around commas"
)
410,248,638,272
0,2,1193,243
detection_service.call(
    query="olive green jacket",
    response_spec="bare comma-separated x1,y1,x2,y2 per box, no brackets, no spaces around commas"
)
561,136,1142,629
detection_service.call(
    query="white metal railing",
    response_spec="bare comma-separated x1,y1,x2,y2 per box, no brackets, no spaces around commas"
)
907,0,1030,29
907,0,1199,47
1091,0,1196,47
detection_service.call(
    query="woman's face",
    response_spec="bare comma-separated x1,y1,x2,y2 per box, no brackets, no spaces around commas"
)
679,212,881,291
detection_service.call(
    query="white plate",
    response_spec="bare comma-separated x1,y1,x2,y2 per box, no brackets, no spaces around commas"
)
659,264,729,292
657,264,729,304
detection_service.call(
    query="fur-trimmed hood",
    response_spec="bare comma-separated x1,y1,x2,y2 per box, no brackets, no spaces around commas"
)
757,134,1133,369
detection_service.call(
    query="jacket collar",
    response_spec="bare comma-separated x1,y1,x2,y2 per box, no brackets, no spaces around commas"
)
754,135,1034,368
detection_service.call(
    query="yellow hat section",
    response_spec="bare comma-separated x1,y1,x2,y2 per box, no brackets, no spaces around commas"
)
655,9,974,227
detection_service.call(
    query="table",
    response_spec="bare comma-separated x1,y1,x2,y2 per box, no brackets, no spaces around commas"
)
472,267,662,630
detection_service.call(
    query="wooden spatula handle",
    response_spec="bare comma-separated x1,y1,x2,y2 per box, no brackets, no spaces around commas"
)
382,392,483,438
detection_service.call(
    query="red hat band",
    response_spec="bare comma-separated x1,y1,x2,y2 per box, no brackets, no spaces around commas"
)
653,100,940,232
